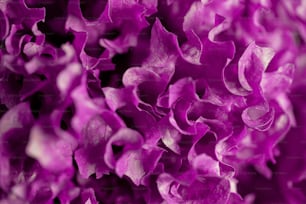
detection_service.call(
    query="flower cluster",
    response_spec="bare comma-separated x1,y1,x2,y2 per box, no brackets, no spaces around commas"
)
0,0,306,203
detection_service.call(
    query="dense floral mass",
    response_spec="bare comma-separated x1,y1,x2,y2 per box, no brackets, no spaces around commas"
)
0,0,306,203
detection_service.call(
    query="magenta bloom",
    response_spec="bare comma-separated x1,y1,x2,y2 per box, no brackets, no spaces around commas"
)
0,0,306,203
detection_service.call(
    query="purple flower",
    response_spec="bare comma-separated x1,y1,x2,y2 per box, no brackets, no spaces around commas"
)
1,0,306,203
